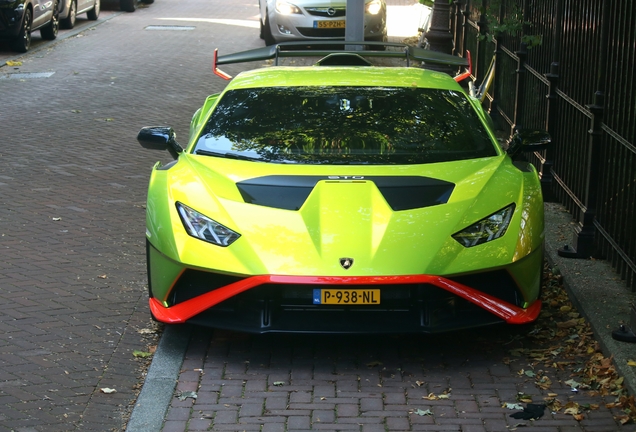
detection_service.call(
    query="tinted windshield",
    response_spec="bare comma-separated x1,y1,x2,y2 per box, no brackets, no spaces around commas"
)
194,86,497,164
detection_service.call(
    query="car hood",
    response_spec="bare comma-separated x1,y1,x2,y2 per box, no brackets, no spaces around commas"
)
150,154,542,277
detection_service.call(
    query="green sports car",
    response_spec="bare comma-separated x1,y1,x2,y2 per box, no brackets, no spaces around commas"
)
138,42,550,333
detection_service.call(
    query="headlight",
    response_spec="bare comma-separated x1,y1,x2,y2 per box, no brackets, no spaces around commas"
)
365,0,383,15
452,204,515,247
276,0,301,15
176,202,240,247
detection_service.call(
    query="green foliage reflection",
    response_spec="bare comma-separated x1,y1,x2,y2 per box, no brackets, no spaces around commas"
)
195,86,496,165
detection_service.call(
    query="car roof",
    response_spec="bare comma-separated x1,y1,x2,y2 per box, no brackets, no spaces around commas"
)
224,65,464,92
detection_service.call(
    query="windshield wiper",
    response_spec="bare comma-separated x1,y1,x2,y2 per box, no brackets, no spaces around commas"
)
195,149,263,162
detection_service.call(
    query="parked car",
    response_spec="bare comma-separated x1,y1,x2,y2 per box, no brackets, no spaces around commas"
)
119,0,153,13
137,42,550,334
258,0,386,45
0,0,59,52
59,0,100,29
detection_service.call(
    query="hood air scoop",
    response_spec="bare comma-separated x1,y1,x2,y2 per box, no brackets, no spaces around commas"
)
237,175,454,211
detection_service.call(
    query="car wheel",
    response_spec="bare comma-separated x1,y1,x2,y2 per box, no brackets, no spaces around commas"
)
120,0,136,12
10,9,31,53
87,0,100,20
263,13,276,46
60,0,76,29
40,0,59,40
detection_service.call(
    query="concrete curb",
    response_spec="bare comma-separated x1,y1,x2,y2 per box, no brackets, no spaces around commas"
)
126,324,193,432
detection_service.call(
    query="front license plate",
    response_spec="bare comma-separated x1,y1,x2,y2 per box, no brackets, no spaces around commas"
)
314,20,346,29
313,289,380,305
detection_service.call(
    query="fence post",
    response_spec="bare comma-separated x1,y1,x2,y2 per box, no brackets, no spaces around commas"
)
475,0,489,82
451,0,466,57
425,0,454,55
540,0,563,200
512,42,528,134
557,1,609,259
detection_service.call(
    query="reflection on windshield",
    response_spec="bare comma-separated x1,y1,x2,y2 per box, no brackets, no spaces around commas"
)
194,86,497,165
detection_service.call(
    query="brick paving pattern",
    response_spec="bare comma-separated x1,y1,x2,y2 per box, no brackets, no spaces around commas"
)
164,326,635,431
1,0,635,431
0,0,259,430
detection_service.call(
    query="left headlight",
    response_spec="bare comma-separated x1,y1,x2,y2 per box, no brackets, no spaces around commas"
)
365,0,383,15
276,0,301,15
452,204,515,248
176,202,240,247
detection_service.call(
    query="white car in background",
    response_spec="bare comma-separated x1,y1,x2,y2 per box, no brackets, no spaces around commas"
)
59,0,100,29
259,0,386,45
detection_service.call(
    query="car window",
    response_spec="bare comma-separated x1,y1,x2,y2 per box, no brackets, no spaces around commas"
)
194,86,497,164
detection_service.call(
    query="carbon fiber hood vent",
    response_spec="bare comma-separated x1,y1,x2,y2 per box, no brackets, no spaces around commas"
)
236,175,454,211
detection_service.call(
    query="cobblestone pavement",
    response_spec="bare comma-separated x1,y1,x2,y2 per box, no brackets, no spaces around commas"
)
2,0,635,431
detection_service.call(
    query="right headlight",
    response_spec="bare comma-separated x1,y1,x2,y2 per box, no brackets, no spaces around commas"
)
365,0,383,15
452,204,515,247
176,202,240,247
275,0,301,14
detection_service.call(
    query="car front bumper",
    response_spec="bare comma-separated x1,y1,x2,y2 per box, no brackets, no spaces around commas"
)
147,241,542,334
268,11,386,43
0,2,25,37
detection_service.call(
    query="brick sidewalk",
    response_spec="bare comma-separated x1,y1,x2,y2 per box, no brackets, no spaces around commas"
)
0,0,261,429
163,324,632,431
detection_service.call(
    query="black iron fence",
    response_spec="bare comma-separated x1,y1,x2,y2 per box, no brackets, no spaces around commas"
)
449,0,636,290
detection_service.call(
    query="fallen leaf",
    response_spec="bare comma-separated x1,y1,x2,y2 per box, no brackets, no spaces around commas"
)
100,388,117,394
516,393,533,403
176,391,197,401
273,381,285,386
6,60,22,66
616,415,632,425
412,409,433,416
133,350,152,358
98,274,107,279
557,319,579,329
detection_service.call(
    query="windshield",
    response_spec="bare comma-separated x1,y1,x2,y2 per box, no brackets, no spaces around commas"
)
193,86,497,164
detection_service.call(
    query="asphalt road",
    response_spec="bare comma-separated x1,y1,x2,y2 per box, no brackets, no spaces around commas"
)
1,0,635,431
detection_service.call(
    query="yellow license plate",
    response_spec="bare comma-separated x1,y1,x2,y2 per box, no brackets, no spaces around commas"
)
313,289,380,305
315,20,346,29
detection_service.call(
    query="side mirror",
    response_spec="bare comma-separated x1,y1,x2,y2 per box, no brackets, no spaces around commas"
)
138,126,183,160
507,129,551,157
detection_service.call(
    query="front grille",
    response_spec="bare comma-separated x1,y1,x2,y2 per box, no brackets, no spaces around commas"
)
297,27,345,38
305,8,346,17
446,270,521,306
167,269,524,334
168,269,244,306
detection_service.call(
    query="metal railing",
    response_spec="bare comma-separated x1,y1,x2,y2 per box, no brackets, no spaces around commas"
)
451,0,636,290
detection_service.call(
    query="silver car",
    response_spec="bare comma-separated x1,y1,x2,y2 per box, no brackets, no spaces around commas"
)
59,0,100,29
259,0,386,45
